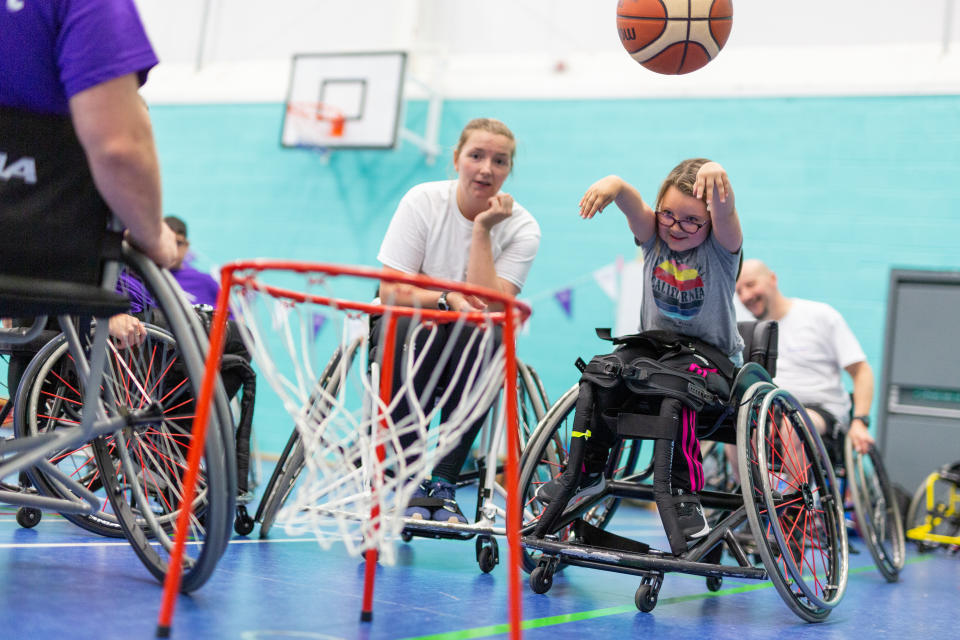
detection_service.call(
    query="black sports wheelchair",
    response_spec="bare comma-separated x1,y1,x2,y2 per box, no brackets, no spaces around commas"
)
518,321,851,622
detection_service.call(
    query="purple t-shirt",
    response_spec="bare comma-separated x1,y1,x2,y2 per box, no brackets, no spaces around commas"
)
172,264,221,308
0,0,158,115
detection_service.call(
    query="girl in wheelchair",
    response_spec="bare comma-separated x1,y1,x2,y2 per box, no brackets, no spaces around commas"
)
538,158,743,551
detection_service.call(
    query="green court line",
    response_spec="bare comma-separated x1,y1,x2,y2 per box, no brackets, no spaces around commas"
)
402,554,931,640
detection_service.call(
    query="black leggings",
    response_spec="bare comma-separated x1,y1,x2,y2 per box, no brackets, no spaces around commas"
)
369,314,501,484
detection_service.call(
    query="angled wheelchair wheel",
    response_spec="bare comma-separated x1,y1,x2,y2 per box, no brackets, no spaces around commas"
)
91,248,235,592
256,337,361,538
906,465,960,552
13,326,189,538
738,383,848,622
844,437,905,581
517,384,644,573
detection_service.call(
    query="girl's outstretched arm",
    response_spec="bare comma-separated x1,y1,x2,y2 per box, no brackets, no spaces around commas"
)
580,175,656,243
694,162,741,252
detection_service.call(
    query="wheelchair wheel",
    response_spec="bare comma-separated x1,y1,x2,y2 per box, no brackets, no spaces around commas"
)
844,437,905,581
906,465,960,552
256,337,361,538
13,325,188,537
517,384,644,573
738,383,848,622
517,360,550,429
91,247,235,592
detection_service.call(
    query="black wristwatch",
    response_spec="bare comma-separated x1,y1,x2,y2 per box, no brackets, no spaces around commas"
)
437,291,451,311
852,414,870,427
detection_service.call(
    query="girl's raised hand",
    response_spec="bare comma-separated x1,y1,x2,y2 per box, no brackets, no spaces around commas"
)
579,175,623,219
693,162,733,213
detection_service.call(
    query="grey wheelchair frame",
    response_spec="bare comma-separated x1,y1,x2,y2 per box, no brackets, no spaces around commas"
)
8,309,259,538
0,242,236,592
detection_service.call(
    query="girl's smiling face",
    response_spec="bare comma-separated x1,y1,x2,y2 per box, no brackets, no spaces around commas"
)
656,185,711,252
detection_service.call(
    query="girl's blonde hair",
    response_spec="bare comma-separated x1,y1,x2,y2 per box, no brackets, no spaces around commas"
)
654,157,710,210
453,118,516,169
652,158,711,253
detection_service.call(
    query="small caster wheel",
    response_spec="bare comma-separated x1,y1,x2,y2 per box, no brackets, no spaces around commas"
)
635,584,658,612
706,575,723,592
234,506,255,536
16,507,41,529
530,565,553,594
400,529,413,543
477,542,499,573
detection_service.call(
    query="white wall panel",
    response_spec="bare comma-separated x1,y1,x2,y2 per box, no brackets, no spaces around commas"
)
135,0,960,102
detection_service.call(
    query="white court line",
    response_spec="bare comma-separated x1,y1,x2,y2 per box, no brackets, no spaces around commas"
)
0,537,318,550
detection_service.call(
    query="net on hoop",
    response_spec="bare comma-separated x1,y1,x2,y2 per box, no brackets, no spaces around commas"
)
226,261,530,564
285,101,346,147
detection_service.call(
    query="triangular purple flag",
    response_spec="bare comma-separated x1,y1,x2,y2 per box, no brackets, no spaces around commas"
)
311,312,327,339
554,288,573,318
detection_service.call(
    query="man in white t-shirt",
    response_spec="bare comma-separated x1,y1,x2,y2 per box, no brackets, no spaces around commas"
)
736,259,875,453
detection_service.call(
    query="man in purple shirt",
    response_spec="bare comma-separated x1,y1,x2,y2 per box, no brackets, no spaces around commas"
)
164,216,222,308
2,0,175,393
0,0,176,270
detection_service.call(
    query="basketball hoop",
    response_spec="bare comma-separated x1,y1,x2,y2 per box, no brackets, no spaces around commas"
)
285,101,347,143
163,260,530,638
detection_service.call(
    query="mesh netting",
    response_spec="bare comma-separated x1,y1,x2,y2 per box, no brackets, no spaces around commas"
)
228,264,518,563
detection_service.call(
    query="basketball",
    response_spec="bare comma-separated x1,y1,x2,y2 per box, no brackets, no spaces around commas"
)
617,0,733,75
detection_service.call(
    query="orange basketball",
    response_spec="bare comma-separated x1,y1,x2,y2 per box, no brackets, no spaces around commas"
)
616,0,733,75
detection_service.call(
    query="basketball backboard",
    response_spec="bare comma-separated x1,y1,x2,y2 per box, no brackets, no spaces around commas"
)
281,51,406,150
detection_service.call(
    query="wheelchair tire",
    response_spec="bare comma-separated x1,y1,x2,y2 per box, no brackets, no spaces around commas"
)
844,437,906,582
13,325,193,538
91,247,235,592
517,384,644,574
738,383,848,623
255,337,361,538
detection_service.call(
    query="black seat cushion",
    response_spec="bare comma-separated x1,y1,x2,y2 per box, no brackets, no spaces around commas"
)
0,274,130,318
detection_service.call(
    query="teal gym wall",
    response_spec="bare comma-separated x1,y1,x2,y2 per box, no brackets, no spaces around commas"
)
147,95,960,453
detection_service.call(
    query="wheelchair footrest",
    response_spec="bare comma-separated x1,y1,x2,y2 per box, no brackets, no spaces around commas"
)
401,518,493,541
572,518,650,554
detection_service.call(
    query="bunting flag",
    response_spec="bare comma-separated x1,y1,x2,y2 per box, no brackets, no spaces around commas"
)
311,312,327,339
554,288,573,318
526,257,627,321
592,262,620,301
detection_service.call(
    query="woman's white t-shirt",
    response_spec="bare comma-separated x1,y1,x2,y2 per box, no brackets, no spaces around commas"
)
377,180,540,291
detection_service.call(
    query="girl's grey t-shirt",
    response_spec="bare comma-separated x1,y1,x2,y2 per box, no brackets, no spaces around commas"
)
639,233,744,359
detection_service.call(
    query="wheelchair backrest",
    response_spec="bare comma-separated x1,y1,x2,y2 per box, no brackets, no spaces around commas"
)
737,320,778,377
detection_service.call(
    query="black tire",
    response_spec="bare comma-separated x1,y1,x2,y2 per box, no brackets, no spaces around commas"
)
844,437,905,582
478,543,498,573
530,565,553,594
91,247,235,592
16,507,41,528
234,505,255,536
738,383,848,622
634,584,657,612
255,337,361,538
517,384,643,573
706,575,723,592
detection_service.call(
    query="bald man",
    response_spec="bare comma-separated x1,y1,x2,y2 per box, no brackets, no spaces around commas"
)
736,259,875,453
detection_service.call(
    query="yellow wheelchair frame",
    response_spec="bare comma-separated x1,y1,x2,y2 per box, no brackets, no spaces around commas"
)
906,463,960,549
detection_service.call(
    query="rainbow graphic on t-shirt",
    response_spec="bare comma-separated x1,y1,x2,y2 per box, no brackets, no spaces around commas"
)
652,259,705,320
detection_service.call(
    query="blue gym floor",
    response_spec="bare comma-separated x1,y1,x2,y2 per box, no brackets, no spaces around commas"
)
1,465,957,640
